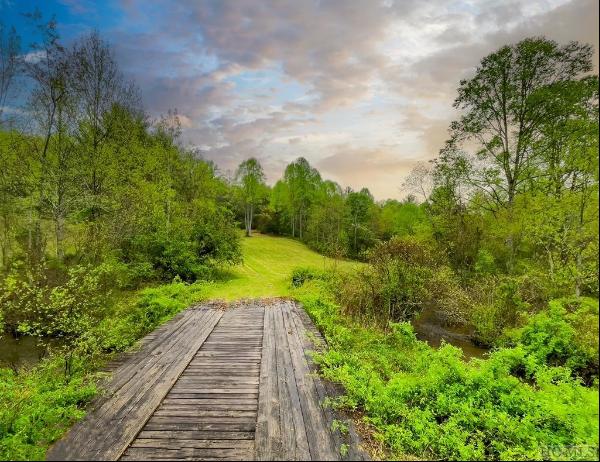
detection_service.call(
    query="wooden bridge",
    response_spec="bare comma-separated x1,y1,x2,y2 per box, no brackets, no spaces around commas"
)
47,300,365,461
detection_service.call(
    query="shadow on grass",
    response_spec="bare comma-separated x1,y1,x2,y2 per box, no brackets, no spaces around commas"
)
210,267,242,283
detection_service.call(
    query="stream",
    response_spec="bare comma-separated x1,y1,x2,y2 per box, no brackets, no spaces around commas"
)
0,335,59,370
412,307,489,359
1,307,490,370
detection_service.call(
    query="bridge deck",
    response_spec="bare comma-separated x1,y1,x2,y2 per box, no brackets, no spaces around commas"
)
47,300,365,461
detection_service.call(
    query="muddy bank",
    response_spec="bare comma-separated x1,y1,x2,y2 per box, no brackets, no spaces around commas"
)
412,308,488,359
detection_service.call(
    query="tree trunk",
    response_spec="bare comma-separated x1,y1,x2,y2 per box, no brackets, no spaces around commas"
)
575,252,582,297
56,212,65,262
248,204,253,237
245,204,252,237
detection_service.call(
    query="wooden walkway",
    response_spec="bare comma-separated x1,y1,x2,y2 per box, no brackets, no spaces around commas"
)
47,300,365,461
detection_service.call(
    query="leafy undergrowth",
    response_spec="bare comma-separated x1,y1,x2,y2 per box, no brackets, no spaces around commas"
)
0,358,97,461
293,280,599,461
0,280,209,460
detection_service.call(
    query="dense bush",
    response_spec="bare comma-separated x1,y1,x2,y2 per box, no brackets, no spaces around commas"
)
0,263,111,341
337,237,440,325
0,358,97,461
290,267,328,288
502,297,599,384
121,205,241,283
294,281,599,461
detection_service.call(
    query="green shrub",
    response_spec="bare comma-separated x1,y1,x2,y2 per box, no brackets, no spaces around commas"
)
0,263,110,345
425,266,472,325
0,357,97,461
469,273,548,346
121,205,241,282
337,237,440,325
503,297,599,384
294,282,599,461
290,267,328,287
474,249,496,274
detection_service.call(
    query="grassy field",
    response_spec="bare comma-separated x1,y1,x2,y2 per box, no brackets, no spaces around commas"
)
204,232,359,300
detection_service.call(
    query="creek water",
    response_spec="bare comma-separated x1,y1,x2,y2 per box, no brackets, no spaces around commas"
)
1,308,489,370
0,335,56,370
412,307,489,359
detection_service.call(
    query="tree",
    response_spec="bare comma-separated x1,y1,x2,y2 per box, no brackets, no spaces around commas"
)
442,37,594,207
0,22,21,125
70,32,139,257
401,162,433,203
0,24,22,267
346,187,375,256
25,16,70,263
305,180,348,257
282,157,321,239
235,158,267,237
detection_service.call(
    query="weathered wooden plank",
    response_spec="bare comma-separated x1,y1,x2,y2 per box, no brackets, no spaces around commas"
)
47,308,222,461
137,430,255,440
159,404,257,411
147,416,257,425
182,371,260,375
174,378,259,384
121,447,251,460
255,307,282,460
142,421,257,432
130,439,254,449
275,304,311,460
121,306,264,461
154,410,256,418
283,301,338,460
161,395,258,406
168,388,259,394
167,392,258,399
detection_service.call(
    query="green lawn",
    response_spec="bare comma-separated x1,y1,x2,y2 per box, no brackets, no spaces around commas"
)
203,232,359,300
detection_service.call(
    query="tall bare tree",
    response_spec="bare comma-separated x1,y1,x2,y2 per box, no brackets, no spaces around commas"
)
25,17,70,263
0,22,21,125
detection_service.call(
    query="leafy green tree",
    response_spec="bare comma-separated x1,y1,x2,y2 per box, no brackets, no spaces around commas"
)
305,180,348,257
378,199,431,240
24,17,69,264
345,187,376,256
70,32,139,257
441,37,594,206
282,157,321,238
235,158,267,237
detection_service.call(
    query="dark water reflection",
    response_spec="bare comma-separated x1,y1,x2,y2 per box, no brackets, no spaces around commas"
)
0,335,56,370
412,308,489,360
1,309,489,369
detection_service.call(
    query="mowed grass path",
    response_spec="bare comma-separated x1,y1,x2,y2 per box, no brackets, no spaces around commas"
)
203,232,360,300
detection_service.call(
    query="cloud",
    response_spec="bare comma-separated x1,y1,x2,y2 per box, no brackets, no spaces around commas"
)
113,0,407,113
95,0,600,199
317,144,422,199
22,50,45,64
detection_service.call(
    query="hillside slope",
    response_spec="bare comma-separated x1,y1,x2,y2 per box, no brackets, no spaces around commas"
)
204,232,359,300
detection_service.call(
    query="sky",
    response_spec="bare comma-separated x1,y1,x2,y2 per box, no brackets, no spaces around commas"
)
1,0,598,199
